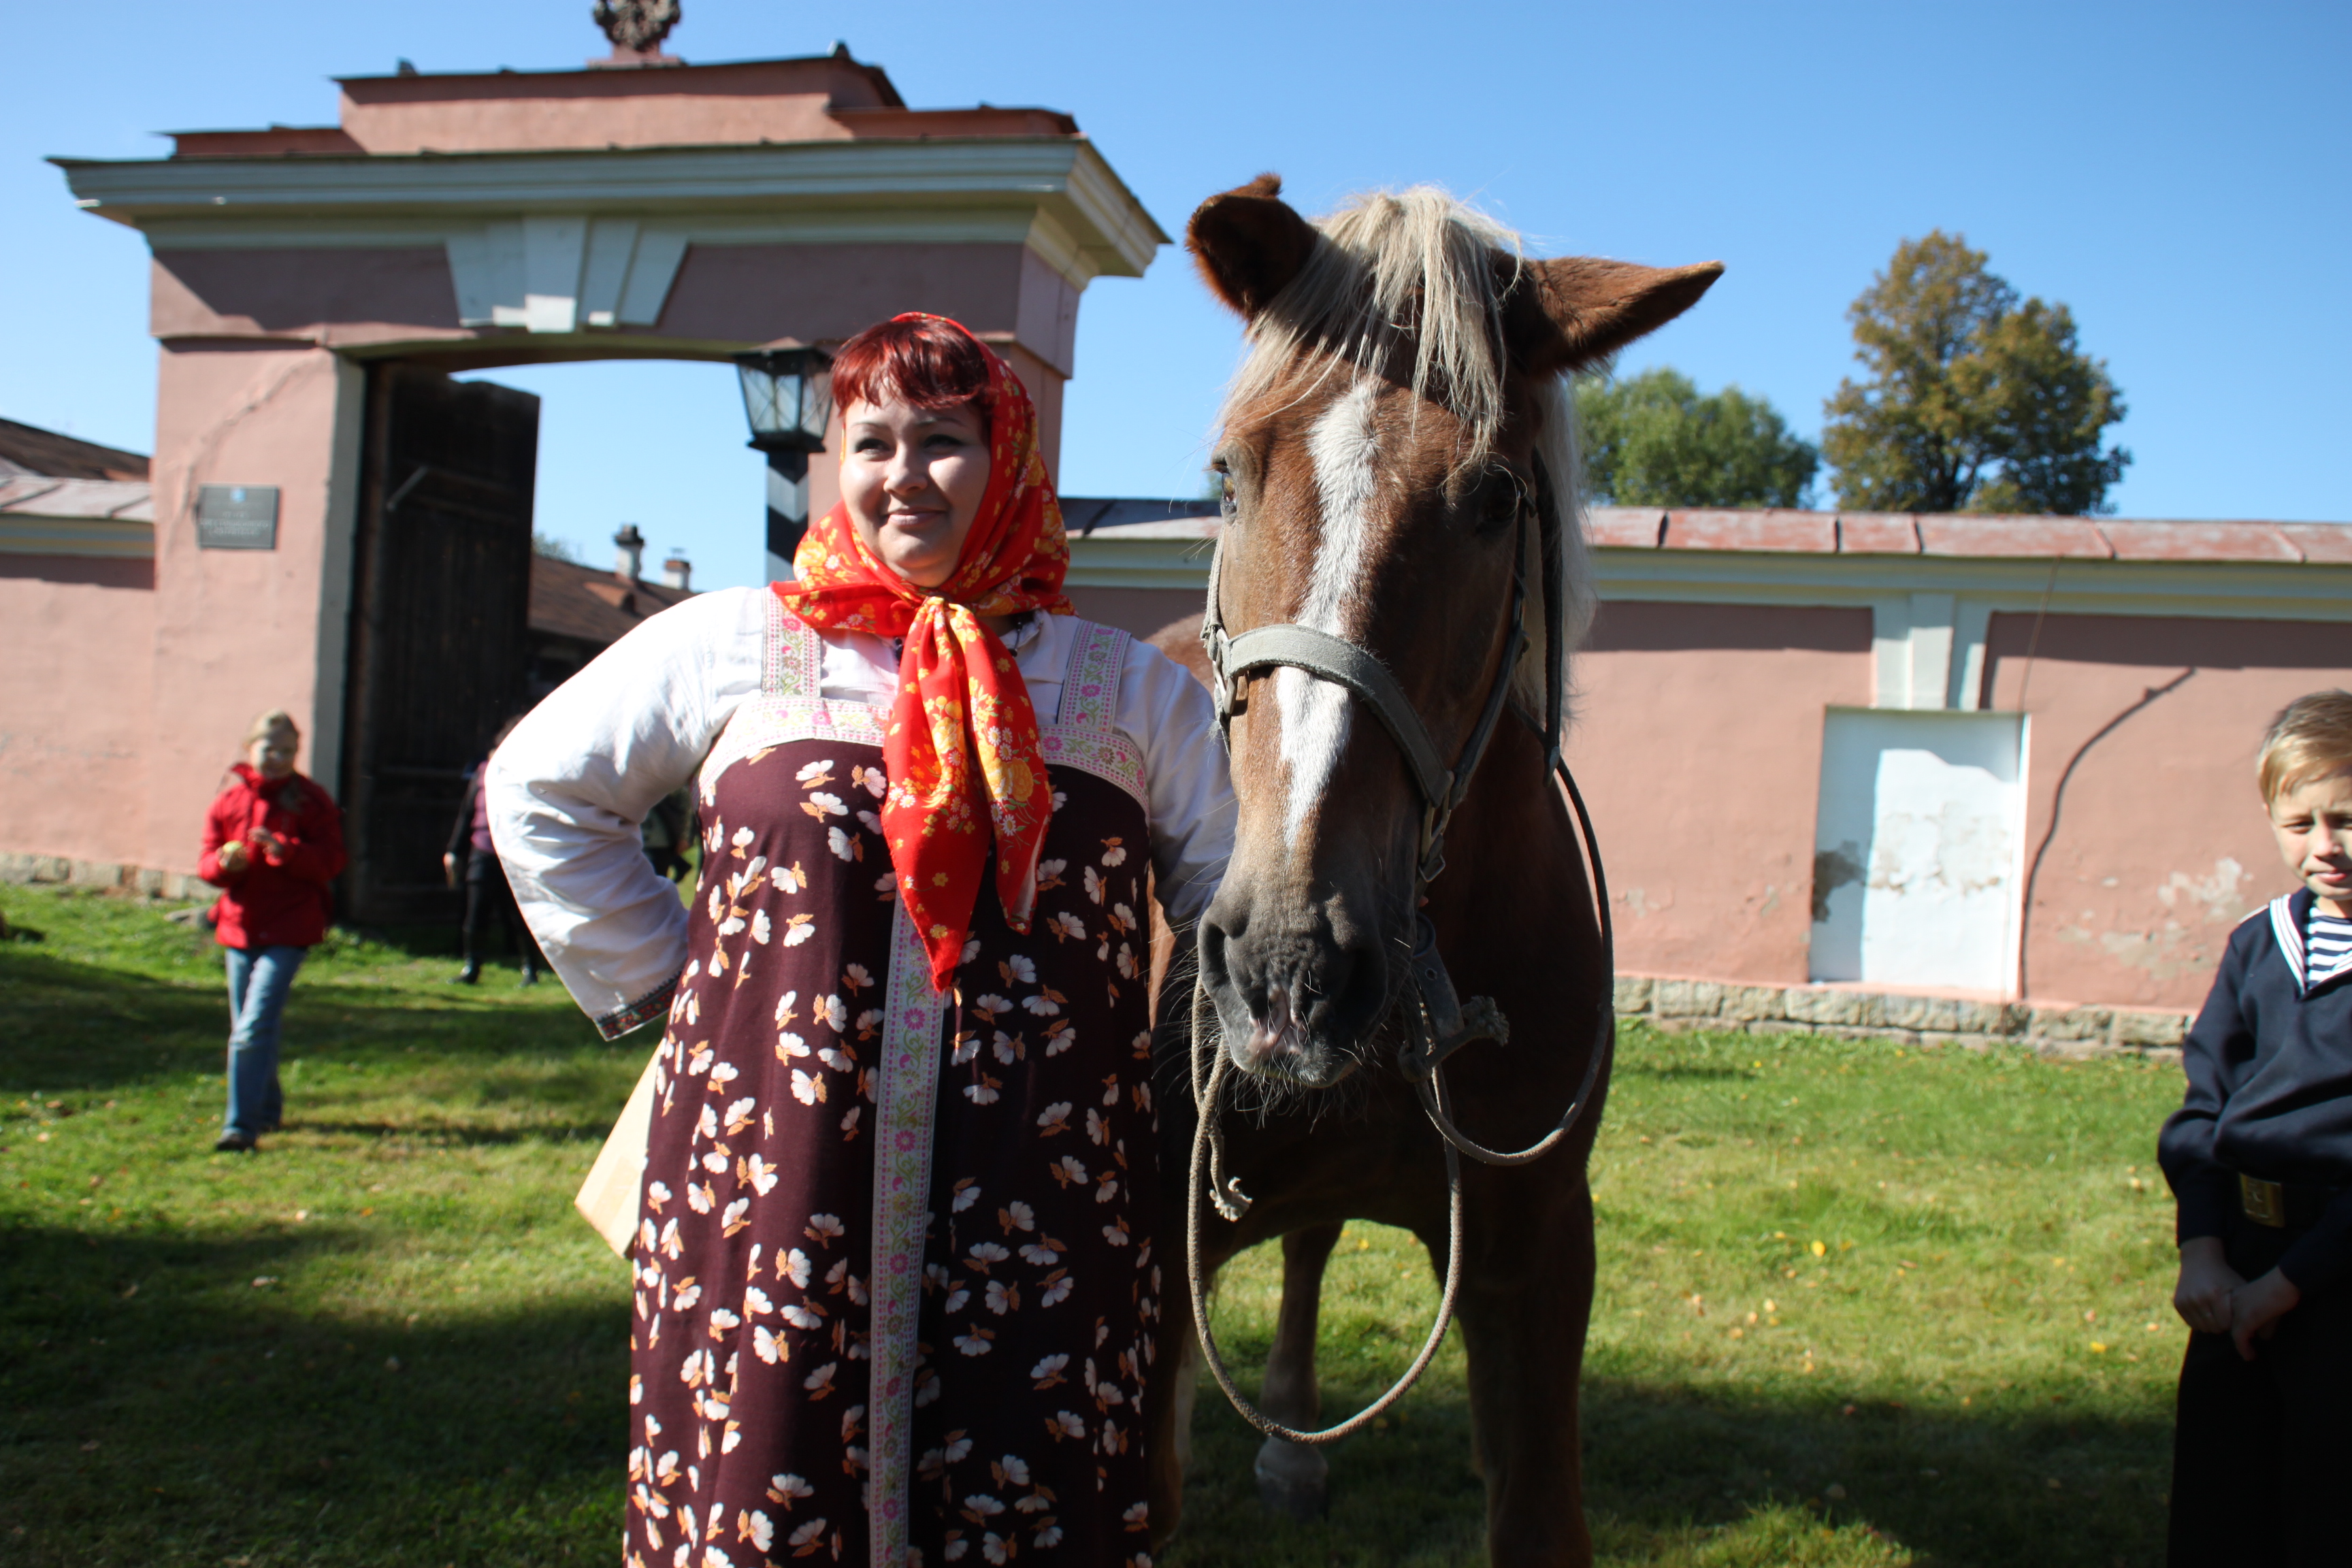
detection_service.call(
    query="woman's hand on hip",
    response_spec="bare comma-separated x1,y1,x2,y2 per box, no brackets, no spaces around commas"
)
2173,1235,2242,1336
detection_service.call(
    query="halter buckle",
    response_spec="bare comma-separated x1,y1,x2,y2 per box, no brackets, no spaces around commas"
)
1396,915,1509,1081
1417,802,1447,883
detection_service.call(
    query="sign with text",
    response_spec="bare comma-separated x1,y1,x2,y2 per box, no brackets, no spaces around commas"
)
195,485,279,551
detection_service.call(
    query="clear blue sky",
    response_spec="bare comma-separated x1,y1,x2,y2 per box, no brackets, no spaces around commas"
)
5,1,2345,590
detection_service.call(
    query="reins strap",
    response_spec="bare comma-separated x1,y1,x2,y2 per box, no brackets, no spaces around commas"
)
1188,970,1469,1448
1533,455,1568,774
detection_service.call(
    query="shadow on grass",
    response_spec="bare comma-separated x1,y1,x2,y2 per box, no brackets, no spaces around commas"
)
283,1119,625,1147
329,921,521,964
0,1222,628,1568
0,946,604,1098
1580,1372,2168,1566
1169,1356,2170,1568
0,1215,2174,1568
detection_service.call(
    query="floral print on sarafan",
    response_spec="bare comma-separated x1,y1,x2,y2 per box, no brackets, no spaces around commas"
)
625,613,1158,1568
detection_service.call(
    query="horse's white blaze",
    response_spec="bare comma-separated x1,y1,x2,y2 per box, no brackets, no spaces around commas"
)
1278,379,1382,849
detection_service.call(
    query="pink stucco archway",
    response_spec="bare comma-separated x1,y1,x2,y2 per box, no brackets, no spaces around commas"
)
26,50,1164,918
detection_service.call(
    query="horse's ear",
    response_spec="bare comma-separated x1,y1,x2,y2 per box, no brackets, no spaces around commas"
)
1187,174,1322,320
1503,257,1725,376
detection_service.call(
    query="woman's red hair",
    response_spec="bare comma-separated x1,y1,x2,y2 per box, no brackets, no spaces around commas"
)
830,314,994,419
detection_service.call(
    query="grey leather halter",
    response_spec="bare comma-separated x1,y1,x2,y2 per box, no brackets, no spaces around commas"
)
1183,458,1618,1446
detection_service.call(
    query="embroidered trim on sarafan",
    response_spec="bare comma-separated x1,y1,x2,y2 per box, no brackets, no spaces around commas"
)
593,971,681,1041
1039,729,1147,808
705,608,889,783
703,698,891,785
865,897,948,1568
766,593,816,699
1041,621,1146,806
1056,621,1129,732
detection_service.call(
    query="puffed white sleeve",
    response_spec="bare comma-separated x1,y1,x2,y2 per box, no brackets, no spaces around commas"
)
487,586,766,1039
1114,635,1235,924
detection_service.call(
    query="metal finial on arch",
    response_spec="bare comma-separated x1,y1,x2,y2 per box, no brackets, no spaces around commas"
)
593,0,680,54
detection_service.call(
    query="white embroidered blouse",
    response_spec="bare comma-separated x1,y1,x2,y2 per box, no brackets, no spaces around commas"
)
487,586,1235,1031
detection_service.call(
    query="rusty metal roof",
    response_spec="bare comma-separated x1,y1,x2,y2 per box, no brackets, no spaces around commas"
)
0,476,155,521
1079,503,2351,564
0,419,150,483
1589,506,2351,563
529,550,694,647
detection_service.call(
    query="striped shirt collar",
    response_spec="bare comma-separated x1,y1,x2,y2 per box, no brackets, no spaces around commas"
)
2267,889,2352,996
2311,905,2352,990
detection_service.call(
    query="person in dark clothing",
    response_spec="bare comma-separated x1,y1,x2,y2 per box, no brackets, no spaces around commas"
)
2160,689,2352,1566
638,783,696,882
443,718,540,985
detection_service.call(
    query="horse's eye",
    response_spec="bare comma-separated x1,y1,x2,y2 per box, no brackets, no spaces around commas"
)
1475,474,1520,529
1212,466,1237,520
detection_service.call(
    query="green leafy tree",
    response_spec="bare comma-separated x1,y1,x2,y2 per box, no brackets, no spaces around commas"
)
1578,368,1818,509
531,530,581,562
1822,232,2129,514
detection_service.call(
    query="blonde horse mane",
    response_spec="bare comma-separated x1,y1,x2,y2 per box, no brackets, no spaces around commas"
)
1218,185,1593,730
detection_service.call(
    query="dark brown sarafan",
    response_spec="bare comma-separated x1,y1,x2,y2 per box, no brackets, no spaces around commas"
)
627,601,1160,1568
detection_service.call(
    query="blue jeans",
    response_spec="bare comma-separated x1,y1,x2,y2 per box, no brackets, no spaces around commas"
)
223,945,305,1138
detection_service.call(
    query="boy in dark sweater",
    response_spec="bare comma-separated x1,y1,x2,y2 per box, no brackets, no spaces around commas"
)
2160,689,2352,1565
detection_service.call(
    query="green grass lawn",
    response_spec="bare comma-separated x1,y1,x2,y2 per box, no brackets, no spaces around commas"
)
1,883,2187,1565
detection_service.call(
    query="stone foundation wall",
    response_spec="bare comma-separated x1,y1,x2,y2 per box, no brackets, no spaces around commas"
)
1614,975,2190,1060
1,852,210,902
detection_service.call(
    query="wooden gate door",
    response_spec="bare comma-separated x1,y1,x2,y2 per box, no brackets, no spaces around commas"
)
340,363,539,926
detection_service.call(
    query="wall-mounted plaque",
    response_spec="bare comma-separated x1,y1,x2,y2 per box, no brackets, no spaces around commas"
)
196,485,279,550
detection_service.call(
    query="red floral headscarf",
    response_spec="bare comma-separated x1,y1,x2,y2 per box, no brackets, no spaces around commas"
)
773,315,1074,991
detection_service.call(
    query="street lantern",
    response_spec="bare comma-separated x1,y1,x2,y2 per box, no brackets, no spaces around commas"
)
735,346,834,455
733,346,833,578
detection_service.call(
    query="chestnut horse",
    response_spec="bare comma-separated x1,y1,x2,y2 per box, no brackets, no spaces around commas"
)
1144,177,1719,1565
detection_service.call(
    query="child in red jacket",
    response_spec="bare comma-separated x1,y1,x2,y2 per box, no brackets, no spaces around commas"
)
197,708,346,1152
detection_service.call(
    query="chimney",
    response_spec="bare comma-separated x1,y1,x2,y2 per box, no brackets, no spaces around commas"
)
662,551,692,592
613,523,645,582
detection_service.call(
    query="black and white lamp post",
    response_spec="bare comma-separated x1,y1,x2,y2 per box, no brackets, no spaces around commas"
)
734,346,834,582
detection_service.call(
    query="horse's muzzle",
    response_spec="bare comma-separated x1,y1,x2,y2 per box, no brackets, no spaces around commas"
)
1198,894,1386,1088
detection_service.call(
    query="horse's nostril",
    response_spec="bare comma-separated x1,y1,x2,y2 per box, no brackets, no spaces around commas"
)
1242,984,1301,1067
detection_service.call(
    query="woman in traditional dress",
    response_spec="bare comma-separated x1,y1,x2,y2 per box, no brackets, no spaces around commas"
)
490,314,1231,1568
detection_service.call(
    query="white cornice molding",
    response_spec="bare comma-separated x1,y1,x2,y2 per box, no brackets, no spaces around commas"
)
56,138,1167,282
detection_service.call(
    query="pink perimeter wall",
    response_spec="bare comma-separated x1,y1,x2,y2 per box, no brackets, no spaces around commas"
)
1987,612,2352,1011
1567,601,1874,984
0,557,157,867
